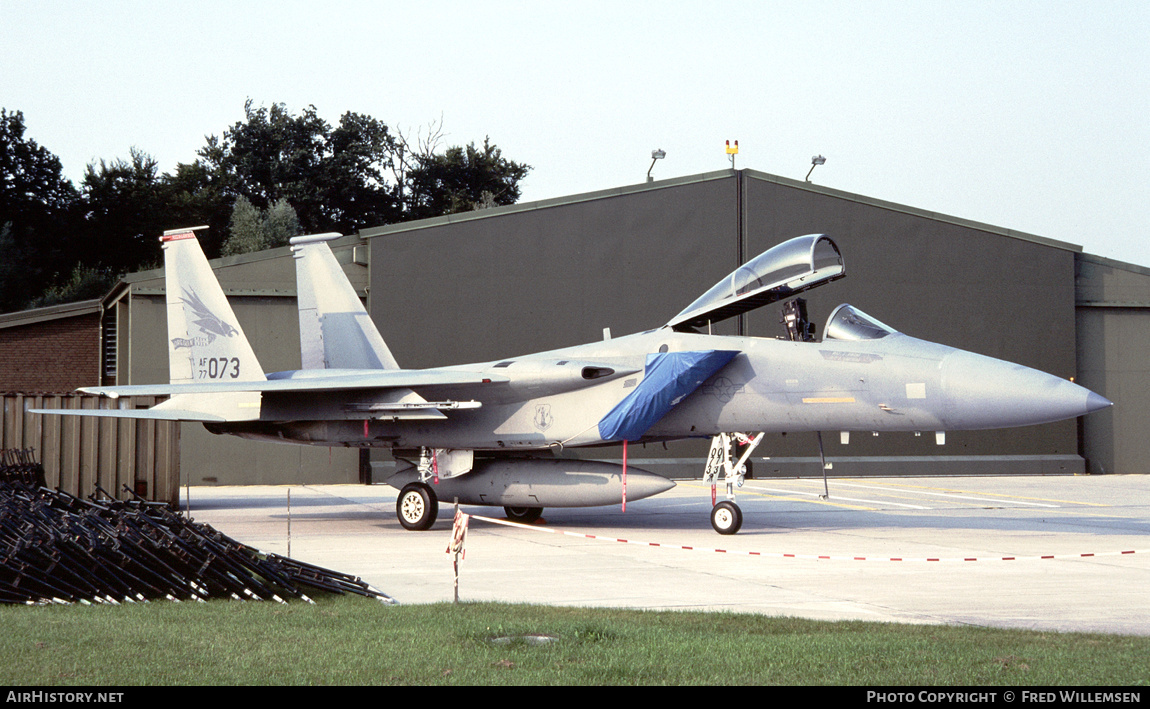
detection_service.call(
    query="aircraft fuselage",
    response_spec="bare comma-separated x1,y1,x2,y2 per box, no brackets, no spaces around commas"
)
212,327,1100,450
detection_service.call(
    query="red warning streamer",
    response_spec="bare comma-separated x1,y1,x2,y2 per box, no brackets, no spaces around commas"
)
621,440,627,513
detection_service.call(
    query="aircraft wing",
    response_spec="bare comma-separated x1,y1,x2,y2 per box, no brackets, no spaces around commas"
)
33,370,505,423
597,349,739,441
75,369,509,399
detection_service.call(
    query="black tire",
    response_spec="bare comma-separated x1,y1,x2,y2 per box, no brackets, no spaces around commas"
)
710,500,743,535
397,483,438,530
503,506,543,523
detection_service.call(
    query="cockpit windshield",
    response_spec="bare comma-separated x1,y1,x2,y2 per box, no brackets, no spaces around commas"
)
823,304,898,341
668,234,845,330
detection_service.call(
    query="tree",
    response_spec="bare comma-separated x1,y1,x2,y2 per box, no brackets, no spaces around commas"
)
0,104,532,312
404,138,530,220
75,148,168,274
323,111,403,228
199,101,400,236
73,149,230,274
27,263,116,309
156,160,233,257
222,196,301,256
0,109,77,229
0,223,31,312
0,109,78,311
222,195,263,256
262,197,302,247
198,102,529,233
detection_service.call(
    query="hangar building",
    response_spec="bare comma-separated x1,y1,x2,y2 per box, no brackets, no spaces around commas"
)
3,168,1145,499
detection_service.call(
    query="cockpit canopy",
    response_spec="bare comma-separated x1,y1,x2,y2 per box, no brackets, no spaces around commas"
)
668,234,845,331
823,303,899,341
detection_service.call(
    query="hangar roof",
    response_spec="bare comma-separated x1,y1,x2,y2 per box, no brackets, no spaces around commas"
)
100,233,369,307
1076,251,1150,308
0,298,101,331
360,168,1085,256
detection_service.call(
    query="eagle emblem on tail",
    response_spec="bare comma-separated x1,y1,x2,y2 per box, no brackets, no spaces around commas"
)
176,288,238,345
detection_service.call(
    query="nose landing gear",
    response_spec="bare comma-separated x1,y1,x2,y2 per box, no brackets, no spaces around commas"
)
703,432,764,535
710,499,743,534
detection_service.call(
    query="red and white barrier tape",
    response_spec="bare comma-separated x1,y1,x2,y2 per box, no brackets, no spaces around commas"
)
446,509,469,558
466,514,1146,562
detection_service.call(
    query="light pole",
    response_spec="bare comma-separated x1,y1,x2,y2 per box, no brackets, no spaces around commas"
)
806,155,826,182
647,149,666,182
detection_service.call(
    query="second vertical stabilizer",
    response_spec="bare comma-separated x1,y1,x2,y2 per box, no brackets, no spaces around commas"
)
291,233,399,370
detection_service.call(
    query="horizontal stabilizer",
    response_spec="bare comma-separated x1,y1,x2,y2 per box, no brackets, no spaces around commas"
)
78,369,509,398
597,350,739,441
33,391,262,423
30,408,226,423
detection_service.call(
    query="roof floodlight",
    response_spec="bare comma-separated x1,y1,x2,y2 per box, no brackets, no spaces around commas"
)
806,155,826,182
647,149,666,182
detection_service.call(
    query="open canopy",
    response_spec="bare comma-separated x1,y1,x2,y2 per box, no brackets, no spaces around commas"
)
668,234,845,331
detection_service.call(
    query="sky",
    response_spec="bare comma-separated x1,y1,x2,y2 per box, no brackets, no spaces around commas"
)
3,1,1148,265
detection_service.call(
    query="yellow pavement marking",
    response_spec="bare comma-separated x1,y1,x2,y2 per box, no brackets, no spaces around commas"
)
680,481,876,510
841,479,1109,507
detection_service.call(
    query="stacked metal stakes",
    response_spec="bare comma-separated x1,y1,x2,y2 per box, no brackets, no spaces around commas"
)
0,450,395,606
0,449,46,487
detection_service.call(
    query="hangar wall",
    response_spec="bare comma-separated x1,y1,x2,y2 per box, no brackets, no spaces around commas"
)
1074,253,1150,474
363,169,1091,478
741,173,1080,461
0,300,102,391
364,172,740,366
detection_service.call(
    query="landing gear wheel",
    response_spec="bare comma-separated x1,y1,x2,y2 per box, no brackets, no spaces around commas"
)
710,500,743,535
503,506,543,523
397,483,438,530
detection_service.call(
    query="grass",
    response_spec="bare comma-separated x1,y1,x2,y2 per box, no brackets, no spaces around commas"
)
4,596,1147,685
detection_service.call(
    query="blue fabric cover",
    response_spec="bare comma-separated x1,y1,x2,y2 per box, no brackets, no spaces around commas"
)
597,350,739,441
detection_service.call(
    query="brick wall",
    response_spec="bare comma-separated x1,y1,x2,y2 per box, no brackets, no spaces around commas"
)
0,312,100,392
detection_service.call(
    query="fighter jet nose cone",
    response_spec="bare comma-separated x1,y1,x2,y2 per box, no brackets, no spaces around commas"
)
1086,391,1114,413
940,351,1110,429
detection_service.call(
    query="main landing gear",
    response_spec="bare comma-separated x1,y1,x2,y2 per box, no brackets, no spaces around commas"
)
395,447,471,530
703,432,764,535
503,506,543,523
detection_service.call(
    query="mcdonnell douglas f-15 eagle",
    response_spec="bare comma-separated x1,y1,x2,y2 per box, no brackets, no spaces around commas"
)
34,228,1112,534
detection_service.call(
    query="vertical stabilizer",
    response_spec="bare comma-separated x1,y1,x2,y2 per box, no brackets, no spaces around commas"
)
162,228,267,385
291,233,399,370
